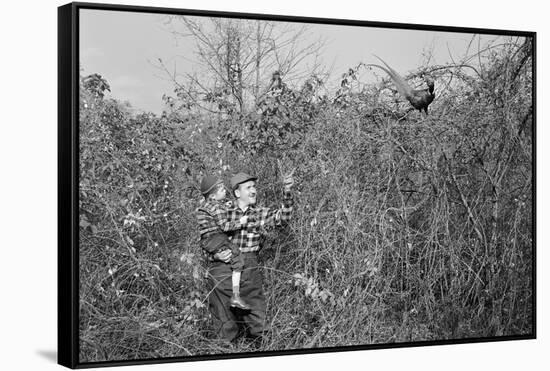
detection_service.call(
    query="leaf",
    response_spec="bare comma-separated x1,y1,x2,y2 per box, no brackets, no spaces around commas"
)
191,299,205,308
192,266,200,280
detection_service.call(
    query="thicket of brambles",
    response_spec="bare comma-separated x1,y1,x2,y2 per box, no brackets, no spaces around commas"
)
78,37,533,362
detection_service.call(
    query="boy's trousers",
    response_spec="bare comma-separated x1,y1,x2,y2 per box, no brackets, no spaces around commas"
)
206,252,268,341
203,233,245,271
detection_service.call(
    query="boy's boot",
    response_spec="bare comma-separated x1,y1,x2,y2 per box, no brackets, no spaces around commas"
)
230,289,251,311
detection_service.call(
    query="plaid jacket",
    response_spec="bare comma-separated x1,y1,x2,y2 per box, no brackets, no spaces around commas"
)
196,200,245,254
228,190,293,253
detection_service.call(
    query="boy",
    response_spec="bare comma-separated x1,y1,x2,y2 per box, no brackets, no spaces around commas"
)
196,175,251,311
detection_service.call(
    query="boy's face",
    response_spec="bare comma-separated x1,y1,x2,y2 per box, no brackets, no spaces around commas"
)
235,180,257,207
210,183,227,201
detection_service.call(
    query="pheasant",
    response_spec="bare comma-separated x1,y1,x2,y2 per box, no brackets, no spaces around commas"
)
367,55,435,114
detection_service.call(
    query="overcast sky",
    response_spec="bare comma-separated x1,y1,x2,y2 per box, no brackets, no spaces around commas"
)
80,9,507,115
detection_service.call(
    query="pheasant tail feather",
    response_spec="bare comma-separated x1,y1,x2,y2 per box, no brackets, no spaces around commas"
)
372,54,414,98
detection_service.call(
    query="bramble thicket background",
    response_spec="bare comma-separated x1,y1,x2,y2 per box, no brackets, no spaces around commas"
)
78,21,533,362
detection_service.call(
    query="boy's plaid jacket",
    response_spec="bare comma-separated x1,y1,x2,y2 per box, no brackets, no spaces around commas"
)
196,200,243,237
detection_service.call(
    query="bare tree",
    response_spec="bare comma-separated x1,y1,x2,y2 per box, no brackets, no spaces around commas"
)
158,16,326,115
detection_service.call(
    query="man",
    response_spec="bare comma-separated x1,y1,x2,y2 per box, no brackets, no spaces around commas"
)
204,171,294,344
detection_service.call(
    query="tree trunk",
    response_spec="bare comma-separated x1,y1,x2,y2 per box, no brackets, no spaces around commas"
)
255,21,261,105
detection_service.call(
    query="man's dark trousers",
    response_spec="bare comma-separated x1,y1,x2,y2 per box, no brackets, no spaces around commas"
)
207,252,267,341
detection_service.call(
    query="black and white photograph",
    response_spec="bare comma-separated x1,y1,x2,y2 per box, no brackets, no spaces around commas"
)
57,1,535,368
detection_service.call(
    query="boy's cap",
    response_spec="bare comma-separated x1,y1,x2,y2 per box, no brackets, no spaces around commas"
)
230,172,257,190
200,175,223,196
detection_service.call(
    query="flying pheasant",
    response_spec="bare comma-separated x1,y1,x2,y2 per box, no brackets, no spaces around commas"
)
366,55,435,114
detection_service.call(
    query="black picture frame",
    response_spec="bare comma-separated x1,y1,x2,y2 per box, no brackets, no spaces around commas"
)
58,2,536,368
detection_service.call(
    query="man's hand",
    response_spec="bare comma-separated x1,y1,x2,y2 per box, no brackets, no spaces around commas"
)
283,168,295,191
278,159,295,192
213,249,232,263
239,215,248,225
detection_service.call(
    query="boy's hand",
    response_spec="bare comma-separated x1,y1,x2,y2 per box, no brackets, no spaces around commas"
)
213,249,232,263
239,215,248,225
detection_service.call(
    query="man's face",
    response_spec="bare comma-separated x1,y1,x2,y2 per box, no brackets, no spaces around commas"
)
235,180,257,207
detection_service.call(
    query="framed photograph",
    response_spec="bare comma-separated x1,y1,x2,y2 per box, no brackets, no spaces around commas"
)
58,1,536,368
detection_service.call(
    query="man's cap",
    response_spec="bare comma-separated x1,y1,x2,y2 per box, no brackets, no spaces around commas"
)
200,175,223,196
230,172,258,190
